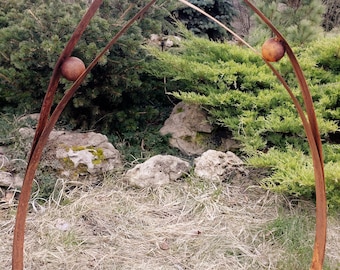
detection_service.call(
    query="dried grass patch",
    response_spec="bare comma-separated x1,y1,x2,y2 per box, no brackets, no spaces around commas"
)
1,172,339,269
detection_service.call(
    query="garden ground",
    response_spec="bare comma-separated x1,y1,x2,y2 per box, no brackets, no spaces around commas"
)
1,169,340,269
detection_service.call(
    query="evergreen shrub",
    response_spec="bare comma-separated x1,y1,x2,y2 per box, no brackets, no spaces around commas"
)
248,0,325,45
146,31,340,209
0,0,174,136
172,0,235,40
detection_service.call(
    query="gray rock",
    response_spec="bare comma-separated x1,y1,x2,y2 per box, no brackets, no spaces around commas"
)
19,128,122,180
125,155,190,188
0,172,23,188
194,150,247,183
160,102,213,155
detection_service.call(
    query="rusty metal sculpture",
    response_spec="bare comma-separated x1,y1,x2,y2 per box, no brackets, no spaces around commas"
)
11,1,157,269
12,1,326,269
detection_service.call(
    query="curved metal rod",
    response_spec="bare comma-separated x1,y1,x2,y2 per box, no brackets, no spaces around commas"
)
12,2,103,269
11,0,157,269
178,0,326,269
242,3,326,269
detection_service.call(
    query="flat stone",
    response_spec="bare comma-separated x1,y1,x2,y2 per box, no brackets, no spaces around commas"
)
125,155,191,188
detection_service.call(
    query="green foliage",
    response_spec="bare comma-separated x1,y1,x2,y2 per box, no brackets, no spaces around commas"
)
0,0,174,135
172,0,235,40
248,0,325,45
0,0,185,199
146,32,340,209
108,127,182,165
264,209,335,269
0,114,33,159
264,211,316,269
0,113,57,199
248,146,340,209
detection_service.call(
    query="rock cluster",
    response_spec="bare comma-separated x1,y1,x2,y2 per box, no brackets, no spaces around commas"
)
0,128,122,194
124,149,247,188
0,103,246,194
19,128,122,180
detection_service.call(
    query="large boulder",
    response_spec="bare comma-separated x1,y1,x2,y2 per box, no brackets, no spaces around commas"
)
160,102,240,156
194,150,248,183
124,155,190,188
160,102,213,155
19,128,122,180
